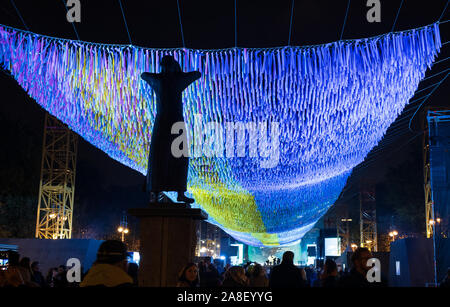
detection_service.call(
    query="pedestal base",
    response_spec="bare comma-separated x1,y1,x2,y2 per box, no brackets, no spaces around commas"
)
129,203,207,287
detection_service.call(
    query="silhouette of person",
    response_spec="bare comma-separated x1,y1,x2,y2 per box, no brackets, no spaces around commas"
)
141,55,201,204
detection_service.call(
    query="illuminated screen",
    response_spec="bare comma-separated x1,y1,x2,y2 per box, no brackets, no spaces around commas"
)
324,237,341,257
127,252,140,265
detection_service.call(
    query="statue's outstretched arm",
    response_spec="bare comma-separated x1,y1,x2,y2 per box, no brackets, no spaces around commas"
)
141,72,159,89
180,71,201,90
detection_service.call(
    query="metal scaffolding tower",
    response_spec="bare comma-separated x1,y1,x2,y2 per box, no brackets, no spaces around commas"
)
422,109,434,238
426,109,450,238
35,114,78,239
337,216,352,254
360,185,377,251
426,109,450,284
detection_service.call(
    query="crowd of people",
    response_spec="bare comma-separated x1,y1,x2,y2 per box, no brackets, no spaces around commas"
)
0,240,138,287
177,248,389,288
0,250,72,287
1,240,449,288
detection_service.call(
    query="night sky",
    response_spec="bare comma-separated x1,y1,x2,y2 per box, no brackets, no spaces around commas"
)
0,0,449,240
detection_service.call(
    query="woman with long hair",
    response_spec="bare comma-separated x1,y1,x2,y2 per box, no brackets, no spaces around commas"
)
177,263,200,287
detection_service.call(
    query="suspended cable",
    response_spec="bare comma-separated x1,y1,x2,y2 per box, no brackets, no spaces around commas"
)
234,0,238,47
9,0,29,31
359,132,422,167
390,103,437,127
367,118,421,148
375,126,413,142
118,0,132,45
176,0,186,48
340,0,351,40
415,78,448,94
409,93,438,104
409,72,449,132
366,131,412,154
288,0,295,46
390,110,419,125
60,0,80,40
383,122,413,136
438,0,449,22
385,124,411,136
390,113,420,127
367,139,411,158
432,55,450,66
391,0,404,32
0,18,444,51
355,132,423,171
422,68,450,81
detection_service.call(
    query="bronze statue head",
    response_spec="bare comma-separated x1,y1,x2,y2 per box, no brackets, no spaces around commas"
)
160,55,181,73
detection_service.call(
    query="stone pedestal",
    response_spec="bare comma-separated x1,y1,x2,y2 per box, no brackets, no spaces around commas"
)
129,203,207,287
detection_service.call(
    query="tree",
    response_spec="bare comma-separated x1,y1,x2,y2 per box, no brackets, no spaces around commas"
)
0,112,42,238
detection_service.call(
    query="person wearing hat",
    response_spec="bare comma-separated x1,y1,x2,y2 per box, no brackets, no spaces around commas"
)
80,240,134,287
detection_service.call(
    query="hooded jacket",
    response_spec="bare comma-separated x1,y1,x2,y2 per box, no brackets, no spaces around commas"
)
80,263,133,287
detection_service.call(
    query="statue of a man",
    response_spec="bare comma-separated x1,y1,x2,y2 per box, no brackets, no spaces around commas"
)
141,55,201,204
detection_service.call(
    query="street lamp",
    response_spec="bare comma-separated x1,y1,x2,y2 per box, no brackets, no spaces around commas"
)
389,230,398,242
117,226,129,242
117,211,129,242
